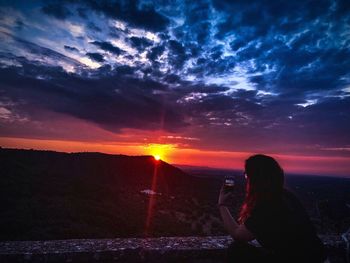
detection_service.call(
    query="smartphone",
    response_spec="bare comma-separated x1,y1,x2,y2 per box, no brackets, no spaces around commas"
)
224,176,235,191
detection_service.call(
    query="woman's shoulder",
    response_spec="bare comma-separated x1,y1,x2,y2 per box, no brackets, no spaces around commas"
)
254,189,302,213
281,188,311,218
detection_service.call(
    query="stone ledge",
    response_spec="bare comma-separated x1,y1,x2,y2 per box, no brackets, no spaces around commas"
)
0,235,348,263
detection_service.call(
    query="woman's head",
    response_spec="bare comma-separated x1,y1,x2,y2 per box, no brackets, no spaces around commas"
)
245,154,284,194
238,154,284,223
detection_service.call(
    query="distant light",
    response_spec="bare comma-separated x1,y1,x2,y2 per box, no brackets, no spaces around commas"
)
140,189,161,195
154,155,161,161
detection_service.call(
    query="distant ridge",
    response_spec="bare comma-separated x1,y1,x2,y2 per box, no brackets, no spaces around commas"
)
0,147,223,240
0,147,197,193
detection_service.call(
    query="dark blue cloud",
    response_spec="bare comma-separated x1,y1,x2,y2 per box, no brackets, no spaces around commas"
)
15,19,24,30
86,52,104,62
129,36,153,50
87,22,102,32
146,45,165,61
90,41,124,55
64,45,79,52
41,3,72,19
82,0,170,32
77,7,88,19
167,40,187,69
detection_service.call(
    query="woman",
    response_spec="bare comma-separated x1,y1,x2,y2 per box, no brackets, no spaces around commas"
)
218,154,327,263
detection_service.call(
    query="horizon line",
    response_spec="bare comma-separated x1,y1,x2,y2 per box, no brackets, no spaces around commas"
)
1,145,349,179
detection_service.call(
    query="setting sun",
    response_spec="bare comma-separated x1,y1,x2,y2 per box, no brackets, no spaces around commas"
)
145,144,174,163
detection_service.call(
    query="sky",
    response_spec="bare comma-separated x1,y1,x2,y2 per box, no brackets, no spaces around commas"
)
0,0,349,176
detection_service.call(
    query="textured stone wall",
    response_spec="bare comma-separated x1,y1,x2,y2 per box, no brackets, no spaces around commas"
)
0,235,348,263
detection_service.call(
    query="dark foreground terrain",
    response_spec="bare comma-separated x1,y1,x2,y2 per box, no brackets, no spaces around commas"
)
0,148,349,241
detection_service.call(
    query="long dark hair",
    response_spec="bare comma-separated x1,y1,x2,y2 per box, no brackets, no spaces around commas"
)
238,154,284,224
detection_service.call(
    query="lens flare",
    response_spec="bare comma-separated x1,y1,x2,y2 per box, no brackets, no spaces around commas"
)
143,143,174,236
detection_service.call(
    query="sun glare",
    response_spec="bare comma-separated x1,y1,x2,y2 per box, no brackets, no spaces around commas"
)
145,143,174,163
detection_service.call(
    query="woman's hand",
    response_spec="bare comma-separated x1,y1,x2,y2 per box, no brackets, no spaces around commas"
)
218,185,233,206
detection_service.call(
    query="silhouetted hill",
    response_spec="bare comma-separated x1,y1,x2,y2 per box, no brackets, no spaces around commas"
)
0,148,228,240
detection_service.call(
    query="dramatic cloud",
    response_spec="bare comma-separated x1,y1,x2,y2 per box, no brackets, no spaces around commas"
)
64,45,79,52
91,41,124,55
86,52,104,62
0,0,349,161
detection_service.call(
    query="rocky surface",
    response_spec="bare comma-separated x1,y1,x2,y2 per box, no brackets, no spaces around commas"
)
0,235,349,263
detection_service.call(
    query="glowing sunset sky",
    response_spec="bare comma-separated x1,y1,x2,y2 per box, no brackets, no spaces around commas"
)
0,0,349,176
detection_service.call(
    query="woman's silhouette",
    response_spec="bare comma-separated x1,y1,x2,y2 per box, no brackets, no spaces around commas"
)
218,154,327,263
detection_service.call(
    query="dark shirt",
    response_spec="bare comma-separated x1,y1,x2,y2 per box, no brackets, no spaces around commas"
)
244,189,326,262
